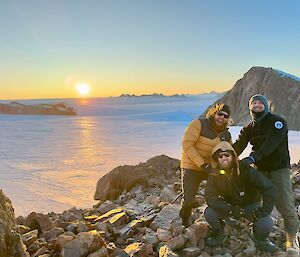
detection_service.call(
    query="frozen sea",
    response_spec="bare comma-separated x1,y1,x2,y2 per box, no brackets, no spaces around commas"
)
0,95,299,216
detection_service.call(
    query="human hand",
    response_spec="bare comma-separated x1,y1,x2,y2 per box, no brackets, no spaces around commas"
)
240,156,255,169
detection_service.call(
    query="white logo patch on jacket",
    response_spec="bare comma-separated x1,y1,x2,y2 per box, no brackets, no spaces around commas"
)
274,121,283,129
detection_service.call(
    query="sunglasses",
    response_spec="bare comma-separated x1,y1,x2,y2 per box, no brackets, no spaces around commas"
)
217,112,229,119
217,152,231,159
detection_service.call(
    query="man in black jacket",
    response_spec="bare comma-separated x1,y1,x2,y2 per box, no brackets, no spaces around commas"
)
233,94,300,255
204,141,276,253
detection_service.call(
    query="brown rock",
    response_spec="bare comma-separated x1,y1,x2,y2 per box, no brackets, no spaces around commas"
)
21,229,38,247
54,233,75,250
150,204,180,231
181,247,201,257
87,247,109,257
157,228,172,242
159,185,178,203
166,235,186,250
158,245,179,257
94,155,180,201
31,246,49,257
40,227,64,241
97,200,118,214
61,231,106,257
25,212,54,233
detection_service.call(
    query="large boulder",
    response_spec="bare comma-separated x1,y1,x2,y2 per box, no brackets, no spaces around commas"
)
94,155,180,201
0,190,29,257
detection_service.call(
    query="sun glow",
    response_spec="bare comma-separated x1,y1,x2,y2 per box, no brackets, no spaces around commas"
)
76,83,90,96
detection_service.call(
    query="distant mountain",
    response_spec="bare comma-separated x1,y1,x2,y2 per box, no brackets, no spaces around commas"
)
119,93,187,98
201,67,300,131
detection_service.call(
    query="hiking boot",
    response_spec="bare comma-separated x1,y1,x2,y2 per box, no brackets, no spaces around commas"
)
286,233,300,256
254,237,277,253
205,229,226,247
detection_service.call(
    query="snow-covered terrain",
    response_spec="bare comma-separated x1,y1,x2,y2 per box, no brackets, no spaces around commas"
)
0,95,299,216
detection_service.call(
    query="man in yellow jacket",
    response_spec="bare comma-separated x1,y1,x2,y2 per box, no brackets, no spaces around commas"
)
180,103,232,226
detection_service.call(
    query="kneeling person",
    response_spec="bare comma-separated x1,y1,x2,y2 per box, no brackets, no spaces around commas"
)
204,141,276,253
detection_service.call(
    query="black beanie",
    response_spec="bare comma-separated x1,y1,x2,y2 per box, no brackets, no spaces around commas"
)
219,104,230,116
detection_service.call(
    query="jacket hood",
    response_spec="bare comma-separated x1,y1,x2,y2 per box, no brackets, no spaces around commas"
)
210,141,240,175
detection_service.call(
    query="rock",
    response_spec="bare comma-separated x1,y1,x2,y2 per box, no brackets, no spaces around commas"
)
142,229,159,245
184,221,208,246
66,223,77,233
150,204,180,231
118,218,148,237
21,229,38,247
31,246,49,257
145,155,180,173
94,165,156,201
145,196,160,207
87,247,109,257
159,185,178,203
108,212,129,226
61,231,106,257
124,242,142,254
180,247,201,257
0,190,29,257
27,238,47,253
54,233,75,250
94,208,124,223
157,228,172,242
40,227,64,241
77,221,88,233
110,247,130,257
95,222,110,233
94,155,180,201
123,199,156,218
158,245,179,257
166,235,186,250
25,212,54,233
198,252,210,257
243,246,256,256
97,200,118,214
124,242,155,257
17,225,31,234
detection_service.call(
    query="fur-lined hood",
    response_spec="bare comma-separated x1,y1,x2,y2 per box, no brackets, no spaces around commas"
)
210,141,240,175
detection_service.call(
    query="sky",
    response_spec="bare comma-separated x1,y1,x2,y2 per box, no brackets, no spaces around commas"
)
0,0,299,100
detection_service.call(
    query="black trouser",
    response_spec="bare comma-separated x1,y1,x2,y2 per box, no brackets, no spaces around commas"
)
179,168,208,220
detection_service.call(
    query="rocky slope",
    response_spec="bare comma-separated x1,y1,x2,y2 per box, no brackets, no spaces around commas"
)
202,67,300,131
0,190,29,257
3,155,299,257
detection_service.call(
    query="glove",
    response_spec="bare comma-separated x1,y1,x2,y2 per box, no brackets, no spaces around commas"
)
250,207,265,222
229,205,244,220
201,163,212,173
240,156,255,169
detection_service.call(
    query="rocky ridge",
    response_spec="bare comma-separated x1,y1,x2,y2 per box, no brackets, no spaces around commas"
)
202,67,300,131
2,155,300,257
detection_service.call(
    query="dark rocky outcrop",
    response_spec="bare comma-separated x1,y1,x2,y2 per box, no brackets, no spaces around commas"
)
0,190,29,257
202,67,300,130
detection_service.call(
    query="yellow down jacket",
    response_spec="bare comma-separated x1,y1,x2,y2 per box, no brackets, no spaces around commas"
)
181,118,232,171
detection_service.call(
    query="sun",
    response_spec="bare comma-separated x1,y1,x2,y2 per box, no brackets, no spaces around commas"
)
75,83,90,96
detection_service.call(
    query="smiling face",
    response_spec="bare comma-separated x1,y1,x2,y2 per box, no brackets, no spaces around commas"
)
217,151,233,169
250,100,265,113
214,111,229,127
